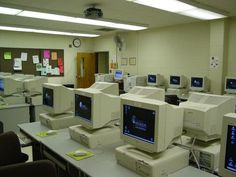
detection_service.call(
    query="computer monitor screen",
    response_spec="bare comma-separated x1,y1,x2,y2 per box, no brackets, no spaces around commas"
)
224,125,236,172
0,79,4,91
191,77,203,88
74,88,120,129
148,75,156,84
121,96,184,153
225,78,236,93
170,76,180,85
43,87,53,107
123,104,155,144
75,94,92,122
114,69,124,80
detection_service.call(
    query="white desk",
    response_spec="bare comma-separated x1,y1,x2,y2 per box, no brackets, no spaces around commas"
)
0,104,30,133
18,122,218,177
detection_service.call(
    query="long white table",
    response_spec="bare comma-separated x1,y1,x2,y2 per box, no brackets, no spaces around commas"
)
18,122,218,177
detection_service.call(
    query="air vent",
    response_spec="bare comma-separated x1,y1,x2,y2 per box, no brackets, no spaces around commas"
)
96,28,116,32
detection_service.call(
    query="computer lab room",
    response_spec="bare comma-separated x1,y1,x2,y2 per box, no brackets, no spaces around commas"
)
0,0,236,177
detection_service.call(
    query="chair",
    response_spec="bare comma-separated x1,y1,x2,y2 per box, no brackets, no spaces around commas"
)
0,160,57,177
0,131,28,166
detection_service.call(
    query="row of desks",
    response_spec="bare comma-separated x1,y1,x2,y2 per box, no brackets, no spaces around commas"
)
18,122,218,177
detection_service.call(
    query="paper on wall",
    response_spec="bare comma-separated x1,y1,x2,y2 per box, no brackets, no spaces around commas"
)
41,67,47,76
52,67,60,75
36,63,42,71
21,52,28,61
51,52,58,60
13,58,22,70
4,52,12,60
46,65,52,74
43,58,49,66
43,50,50,59
32,55,39,64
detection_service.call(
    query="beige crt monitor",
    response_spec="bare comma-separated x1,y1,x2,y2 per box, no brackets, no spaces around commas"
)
123,75,146,92
219,113,236,177
179,92,235,141
0,76,24,96
120,96,184,153
169,75,187,88
190,76,210,92
89,82,119,96
24,76,48,95
121,86,165,101
147,74,164,86
73,88,120,130
42,83,73,114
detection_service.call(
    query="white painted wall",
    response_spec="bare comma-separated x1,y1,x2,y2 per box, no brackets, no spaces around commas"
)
0,31,94,86
93,34,116,65
94,21,211,88
227,17,236,78
137,21,210,87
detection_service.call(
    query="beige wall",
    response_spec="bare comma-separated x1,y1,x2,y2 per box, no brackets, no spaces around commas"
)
0,31,94,86
227,17,236,77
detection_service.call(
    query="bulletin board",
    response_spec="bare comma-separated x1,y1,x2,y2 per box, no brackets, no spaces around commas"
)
0,47,64,77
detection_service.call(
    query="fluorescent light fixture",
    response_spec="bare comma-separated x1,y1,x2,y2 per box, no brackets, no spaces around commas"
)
180,8,226,20
129,0,195,12
128,0,226,20
17,10,147,31
0,6,22,15
0,26,100,37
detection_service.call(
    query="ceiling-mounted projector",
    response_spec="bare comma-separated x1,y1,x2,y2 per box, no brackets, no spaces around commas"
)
84,6,103,19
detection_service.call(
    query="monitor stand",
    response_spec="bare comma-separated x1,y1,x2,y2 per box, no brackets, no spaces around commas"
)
0,94,25,105
115,144,189,177
39,112,80,130
69,124,120,148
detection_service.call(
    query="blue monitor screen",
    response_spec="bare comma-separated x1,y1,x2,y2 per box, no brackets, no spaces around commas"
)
0,79,4,91
225,125,236,172
148,75,156,83
191,77,203,87
114,70,123,79
170,76,180,85
75,94,92,122
226,79,236,90
123,105,155,144
43,87,53,107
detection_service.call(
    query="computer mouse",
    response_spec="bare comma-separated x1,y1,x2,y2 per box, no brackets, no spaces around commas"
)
73,150,87,157
46,130,57,135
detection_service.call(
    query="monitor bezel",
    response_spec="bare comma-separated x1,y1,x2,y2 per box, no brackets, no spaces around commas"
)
120,97,167,153
219,113,236,177
74,93,92,123
225,77,236,94
147,74,157,86
190,76,205,91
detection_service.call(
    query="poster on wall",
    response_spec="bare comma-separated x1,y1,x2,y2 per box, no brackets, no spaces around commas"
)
21,52,28,61
36,63,42,71
43,50,50,59
13,58,22,70
32,55,39,64
4,52,12,60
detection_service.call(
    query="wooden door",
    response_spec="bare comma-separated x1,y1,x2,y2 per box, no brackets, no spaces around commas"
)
76,52,96,88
